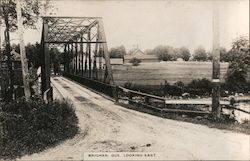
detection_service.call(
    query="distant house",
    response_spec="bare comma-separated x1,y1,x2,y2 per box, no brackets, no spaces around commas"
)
102,58,124,69
110,58,124,65
124,48,159,63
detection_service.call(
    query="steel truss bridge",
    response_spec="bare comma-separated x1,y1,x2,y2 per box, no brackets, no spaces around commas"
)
41,17,115,100
40,16,249,116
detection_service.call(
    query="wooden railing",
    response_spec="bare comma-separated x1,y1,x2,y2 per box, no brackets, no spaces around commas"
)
116,86,212,115
63,73,249,116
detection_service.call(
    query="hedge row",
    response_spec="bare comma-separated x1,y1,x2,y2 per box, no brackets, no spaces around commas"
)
0,99,79,159
124,78,226,97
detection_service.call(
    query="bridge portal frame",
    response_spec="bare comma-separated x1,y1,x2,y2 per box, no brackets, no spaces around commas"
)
40,16,114,99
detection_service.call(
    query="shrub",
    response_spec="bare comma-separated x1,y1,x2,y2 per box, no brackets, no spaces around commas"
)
0,99,79,159
124,82,132,89
186,78,212,96
129,58,141,66
224,37,250,92
193,47,207,61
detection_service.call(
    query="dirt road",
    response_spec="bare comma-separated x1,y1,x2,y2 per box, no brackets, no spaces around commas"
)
20,76,249,160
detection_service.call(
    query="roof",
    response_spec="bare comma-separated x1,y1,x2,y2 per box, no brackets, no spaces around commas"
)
125,48,158,60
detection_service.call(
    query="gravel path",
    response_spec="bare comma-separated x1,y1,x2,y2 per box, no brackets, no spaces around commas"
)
20,76,250,160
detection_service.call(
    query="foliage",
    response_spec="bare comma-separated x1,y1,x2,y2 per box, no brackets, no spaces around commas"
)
124,82,132,89
218,47,228,62
9,42,42,68
144,49,154,55
178,47,191,61
164,83,183,96
174,81,185,88
0,51,3,60
224,36,250,92
163,79,213,96
0,99,79,159
129,58,141,66
145,46,190,61
152,45,176,61
26,43,42,68
122,79,213,97
0,0,50,31
109,46,126,58
1,0,51,99
193,47,207,61
186,78,212,96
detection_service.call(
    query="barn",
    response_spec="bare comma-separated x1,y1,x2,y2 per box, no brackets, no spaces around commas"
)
124,48,159,63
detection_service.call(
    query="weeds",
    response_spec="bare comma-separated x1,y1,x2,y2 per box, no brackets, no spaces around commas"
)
0,99,79,159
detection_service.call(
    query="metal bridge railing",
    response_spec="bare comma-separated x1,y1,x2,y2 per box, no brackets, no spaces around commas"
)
63,73,116,98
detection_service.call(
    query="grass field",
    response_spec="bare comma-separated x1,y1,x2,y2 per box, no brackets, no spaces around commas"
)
112,61,229,86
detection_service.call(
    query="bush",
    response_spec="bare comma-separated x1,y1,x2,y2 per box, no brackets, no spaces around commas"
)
163,83,183,96
186,78,212,96
0,99,79,159
129,58,141,66
193,47,207,61
124,82,132,89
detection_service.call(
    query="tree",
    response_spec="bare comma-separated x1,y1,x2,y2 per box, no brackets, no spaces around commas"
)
178,47,191,61
153,45,175,61
193,47,207,61
206,47,227,62
0,0,50,99
109,46,126,58
225,36,250,91
218,47,227,62
129,58,141,66
170,48,179,61
144,49,154,55
0,49,3,60
26,42,42,68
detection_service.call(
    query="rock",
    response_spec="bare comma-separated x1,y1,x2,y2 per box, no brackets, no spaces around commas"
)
182,93,190,98
130,146,136,150
195,116,203,120
182,114,187,118
239,93,244,96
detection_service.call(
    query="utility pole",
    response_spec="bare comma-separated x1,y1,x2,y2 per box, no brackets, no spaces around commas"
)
16,0,31,101
212,2,221,119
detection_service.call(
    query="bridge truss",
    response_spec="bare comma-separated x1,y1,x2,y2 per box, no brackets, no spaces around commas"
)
41,17,114,97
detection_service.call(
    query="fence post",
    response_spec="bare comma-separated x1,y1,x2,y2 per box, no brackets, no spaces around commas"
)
114,86,119,102
161,99,166,117
163,99,166,109
145,96,149,104
128,92,132,104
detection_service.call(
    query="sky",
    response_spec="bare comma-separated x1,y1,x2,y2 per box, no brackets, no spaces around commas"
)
1,0,249,53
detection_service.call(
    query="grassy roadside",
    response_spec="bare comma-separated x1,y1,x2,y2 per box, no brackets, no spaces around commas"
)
0,99,79,160
116,102,250,135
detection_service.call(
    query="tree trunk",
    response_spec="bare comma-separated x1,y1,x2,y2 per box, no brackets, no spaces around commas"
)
2,7,14,100
16,0,31,101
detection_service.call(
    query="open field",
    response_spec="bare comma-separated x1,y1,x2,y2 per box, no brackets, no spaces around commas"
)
112,61,229,86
